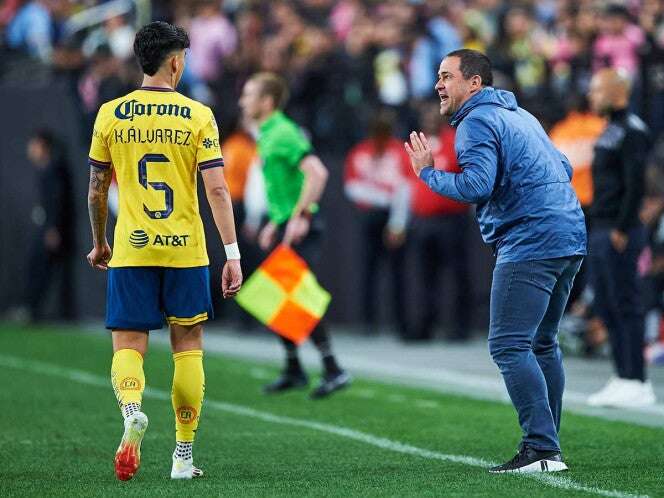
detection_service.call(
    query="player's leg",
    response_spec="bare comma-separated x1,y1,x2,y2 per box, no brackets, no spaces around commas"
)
532,256,583,433
106,267,163,481
169,323,205,479
162,266,213,479
487,259,567,473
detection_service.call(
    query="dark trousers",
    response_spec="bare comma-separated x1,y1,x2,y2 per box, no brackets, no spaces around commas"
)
358,210,407,335
488,256,582,451
27,238,76,321
409,213,472,339
588,226,646,381
274,221,334,365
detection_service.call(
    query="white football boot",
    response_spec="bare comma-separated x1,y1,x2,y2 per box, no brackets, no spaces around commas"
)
171,453,204,479
114,412,149,481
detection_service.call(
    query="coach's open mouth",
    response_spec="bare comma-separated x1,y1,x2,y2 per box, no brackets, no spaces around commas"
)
439,94,448,104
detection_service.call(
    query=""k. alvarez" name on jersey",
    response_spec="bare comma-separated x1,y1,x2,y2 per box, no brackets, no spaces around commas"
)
114,99,192,121
113,127,192,146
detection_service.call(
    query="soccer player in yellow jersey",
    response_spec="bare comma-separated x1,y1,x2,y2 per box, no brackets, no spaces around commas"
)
86,21,243,481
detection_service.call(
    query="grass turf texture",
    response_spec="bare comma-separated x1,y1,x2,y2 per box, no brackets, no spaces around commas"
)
1,324,662,498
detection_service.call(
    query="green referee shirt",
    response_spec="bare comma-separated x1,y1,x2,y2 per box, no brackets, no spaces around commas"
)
257,111,313,224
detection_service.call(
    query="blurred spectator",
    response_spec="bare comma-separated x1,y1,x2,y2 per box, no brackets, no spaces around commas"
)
586,69,654,408
409,2,462,99
491,6,548,104
407,103,472,342
25,129,76,322
78,45,131,132
550,94,605,209
82,15,135,61
6,1,54,61
187,0,237,83
344,109,410,337
592,4,644,79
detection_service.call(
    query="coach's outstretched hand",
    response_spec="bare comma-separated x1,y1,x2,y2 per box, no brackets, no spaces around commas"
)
87,241,112,271
405,131,434,177
222,260,243,299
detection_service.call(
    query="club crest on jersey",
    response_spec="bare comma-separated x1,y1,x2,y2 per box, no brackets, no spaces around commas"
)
114,99,192,121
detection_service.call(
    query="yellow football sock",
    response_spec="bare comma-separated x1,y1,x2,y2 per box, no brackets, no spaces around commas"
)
172,350,204,443
111,349,145,416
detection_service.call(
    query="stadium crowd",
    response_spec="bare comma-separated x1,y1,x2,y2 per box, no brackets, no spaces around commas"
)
3,0,664,364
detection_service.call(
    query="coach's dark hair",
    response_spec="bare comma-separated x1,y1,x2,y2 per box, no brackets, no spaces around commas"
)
445,49,493,87
251,72,290,109
133,21,190,76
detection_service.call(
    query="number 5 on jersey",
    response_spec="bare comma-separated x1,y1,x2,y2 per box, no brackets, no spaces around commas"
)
138,153,173,219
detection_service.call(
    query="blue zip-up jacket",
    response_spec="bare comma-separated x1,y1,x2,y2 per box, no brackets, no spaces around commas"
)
419,87,587,263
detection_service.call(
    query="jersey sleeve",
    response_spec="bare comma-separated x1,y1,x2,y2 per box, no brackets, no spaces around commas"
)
196,108,224,171
88,107,112,170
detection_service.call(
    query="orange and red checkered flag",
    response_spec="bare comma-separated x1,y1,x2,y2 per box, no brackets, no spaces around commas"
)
235,245,331,344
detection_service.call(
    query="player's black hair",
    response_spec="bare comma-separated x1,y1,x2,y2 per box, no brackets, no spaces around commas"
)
445,49,493,87
133,21,190,76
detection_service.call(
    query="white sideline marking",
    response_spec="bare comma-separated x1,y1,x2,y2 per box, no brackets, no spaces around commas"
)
0,354,648,498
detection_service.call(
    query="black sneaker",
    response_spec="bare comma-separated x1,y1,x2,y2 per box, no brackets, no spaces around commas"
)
263,371,308,394
489,446,568,473
310,371,351,399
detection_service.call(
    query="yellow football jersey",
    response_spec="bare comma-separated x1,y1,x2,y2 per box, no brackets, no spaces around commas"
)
89,87,223,268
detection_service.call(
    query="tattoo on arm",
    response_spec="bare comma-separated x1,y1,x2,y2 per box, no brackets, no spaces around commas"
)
88,166,112,245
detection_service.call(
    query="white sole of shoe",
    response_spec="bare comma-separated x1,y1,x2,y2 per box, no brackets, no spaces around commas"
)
490,458,569,474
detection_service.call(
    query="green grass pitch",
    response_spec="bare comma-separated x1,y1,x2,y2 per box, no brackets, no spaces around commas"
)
1,324,662,497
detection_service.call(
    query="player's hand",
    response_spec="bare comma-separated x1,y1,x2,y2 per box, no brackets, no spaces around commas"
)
258,221,278,251
222,259,243,299
87,241,112,270
384,228,406,249
283,214,310,247
610,229,629,253
405,131,434,177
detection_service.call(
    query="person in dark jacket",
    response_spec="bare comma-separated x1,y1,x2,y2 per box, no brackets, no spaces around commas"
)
405,49,586,473
26,129,77,321
586,68,656,408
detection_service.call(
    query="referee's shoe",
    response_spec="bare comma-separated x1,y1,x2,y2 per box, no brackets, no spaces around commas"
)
310,370,351,399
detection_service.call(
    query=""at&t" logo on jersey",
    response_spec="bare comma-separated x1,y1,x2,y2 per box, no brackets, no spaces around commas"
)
130,229,190,248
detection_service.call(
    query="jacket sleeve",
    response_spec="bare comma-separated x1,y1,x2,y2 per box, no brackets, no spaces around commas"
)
419,117,498,203
557,149,573,181
617,129,648,232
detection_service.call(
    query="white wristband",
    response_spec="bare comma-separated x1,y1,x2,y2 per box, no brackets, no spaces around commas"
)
224,242,241,260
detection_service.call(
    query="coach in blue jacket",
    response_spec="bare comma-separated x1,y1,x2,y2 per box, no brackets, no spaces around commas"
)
405,49,586,474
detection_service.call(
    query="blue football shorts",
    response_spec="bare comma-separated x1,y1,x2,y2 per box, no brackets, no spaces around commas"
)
106,266,214,331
